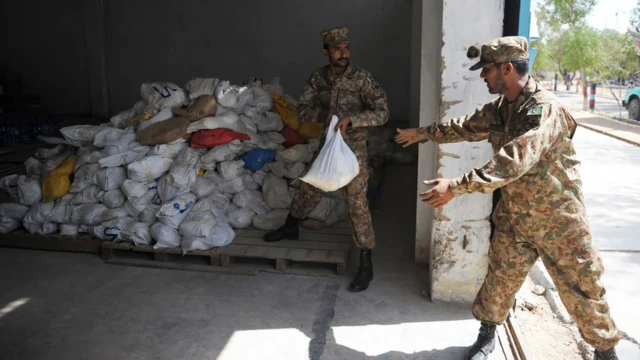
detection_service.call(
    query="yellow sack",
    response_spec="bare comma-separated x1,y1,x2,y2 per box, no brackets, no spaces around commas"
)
271,93,300,130
130,113,152,124
42,155,78,203
297,122,323,139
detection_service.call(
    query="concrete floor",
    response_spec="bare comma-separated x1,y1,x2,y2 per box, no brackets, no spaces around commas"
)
573,128,640,358
0,163,505,360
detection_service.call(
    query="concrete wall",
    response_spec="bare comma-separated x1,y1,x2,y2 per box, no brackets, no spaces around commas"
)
104,0,412,119
426,0,504,303
413,0,442,264
0,0,91,115
1,0,413,120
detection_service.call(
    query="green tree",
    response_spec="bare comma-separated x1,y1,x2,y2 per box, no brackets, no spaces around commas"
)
631,0,640,29
537,0,597,110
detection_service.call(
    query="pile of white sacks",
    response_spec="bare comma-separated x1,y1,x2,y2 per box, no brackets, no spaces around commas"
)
0,77,350,254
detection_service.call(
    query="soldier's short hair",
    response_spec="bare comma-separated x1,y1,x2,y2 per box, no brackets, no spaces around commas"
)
494,60,529,76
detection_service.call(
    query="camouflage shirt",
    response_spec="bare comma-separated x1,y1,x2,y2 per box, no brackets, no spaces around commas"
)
418,77,587,241
297,63,389,152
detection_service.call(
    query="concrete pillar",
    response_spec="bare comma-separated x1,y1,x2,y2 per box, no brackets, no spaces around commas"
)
84,0,109,118
426,0,504,303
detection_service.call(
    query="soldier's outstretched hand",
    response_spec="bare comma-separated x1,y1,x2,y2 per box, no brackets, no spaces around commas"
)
395,128,420,147
420,178,454,208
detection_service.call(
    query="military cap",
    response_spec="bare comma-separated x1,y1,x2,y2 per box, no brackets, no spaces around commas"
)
467,36,529,71
321,27,351,46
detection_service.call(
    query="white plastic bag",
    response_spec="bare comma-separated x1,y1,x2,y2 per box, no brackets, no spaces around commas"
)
127,156,173,182
184,78,220,101
215,81,244,110
36,144,67,160
218,160,245,181
0,174,19,201
102,133,137,157
60,125,103,147
263,77,284,95
121,179,156,199
262,132,286,150
252,209,289,230
60,224,79,236
179,199,217,238
190,177,218,198
262,173,293,209
75,150,103,171
110,100,146,128
268,161,306,179
47,194,76,223
139,203,160,223
257,112,283,132
120,221,152,246
207,192,232,214
137,107,173,131
99,145,149,168
252,170,268,186
72,185,104,204
157,192,197,229
186,112,242,134
181,222,235,253
95,167,127,191
71,204,110,225
228,207,255,229
70,163,101,192
0,203,30,234
151,222,181,249
300,116,359,192
240,173,260,191
157,174,190,203
98,217,136,241
166,147,200,189
17,175,42,205
104,189,126,209
200,141,243,169
123,188,158,218
219,176,245,195
308,197,337,222
147,141,187,158
232,189,269,215
276,144,315,163
94,128,130,148
140,82,187,115
23,202,58,234
24,157,45,179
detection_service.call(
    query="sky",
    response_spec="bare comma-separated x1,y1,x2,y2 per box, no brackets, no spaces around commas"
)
531,0,637,34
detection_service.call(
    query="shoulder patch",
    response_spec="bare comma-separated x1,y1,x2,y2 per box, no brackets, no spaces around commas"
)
527,105,544,116
367,75,375,83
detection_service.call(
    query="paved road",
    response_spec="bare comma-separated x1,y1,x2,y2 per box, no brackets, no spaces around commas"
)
574,127,640,357
554,90,630,120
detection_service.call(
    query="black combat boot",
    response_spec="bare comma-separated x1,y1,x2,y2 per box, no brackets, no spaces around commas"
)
264,214,299,242
594,348,618,360
466,322,496,360
348,249,373,292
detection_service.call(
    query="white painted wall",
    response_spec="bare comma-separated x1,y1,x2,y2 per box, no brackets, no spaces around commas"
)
427,0,505,303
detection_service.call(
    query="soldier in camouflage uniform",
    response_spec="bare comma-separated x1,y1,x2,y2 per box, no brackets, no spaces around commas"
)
395,37,620,360
264,27,389,292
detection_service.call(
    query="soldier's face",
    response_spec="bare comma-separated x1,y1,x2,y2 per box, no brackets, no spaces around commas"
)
480,63,506,94
324,43,351,68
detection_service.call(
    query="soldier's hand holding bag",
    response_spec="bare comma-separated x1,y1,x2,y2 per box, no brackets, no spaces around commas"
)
299,116,359,192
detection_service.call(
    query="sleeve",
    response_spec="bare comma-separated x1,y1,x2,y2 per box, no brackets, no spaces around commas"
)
449,104,567,197
416,100,497,144
297,74,322,124
350,74,390,128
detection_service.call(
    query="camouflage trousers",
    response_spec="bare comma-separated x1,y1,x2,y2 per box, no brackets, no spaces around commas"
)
472,230,621,351
289,149,375,249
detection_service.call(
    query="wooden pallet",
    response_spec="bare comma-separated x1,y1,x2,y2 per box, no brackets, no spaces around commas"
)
101,241,222,266
221,221,352,276
0,229,103,254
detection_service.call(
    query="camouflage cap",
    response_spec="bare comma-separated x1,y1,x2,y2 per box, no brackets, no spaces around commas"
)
321,27,351,46
467,36,529,71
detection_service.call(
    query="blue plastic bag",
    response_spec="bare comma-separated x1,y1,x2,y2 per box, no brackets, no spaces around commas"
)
242,149,275,172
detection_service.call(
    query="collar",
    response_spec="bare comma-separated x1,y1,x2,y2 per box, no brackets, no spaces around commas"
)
497,76,538,113
326,62,357,83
